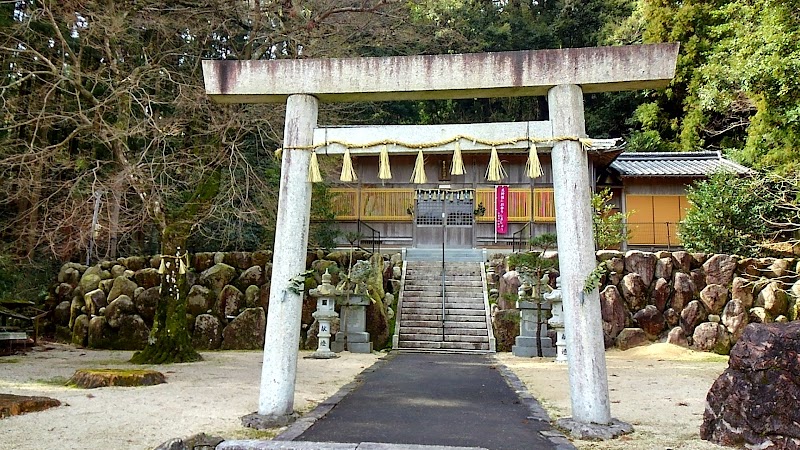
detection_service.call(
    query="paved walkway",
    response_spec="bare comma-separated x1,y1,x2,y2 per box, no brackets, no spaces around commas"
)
286,352,574,450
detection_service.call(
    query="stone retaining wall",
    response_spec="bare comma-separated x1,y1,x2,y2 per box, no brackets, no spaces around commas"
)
493,250,800,354
46,250,401,352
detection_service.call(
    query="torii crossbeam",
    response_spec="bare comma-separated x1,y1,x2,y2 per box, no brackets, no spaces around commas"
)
202,43,679,433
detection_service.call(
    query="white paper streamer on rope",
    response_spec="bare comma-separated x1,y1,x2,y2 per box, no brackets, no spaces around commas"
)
340,148,357,182
410,150,427,184
485,146,507,182
378,145,392,180
525,145,543,179
450,141,465,176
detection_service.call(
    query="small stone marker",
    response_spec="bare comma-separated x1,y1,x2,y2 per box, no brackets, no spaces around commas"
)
308,270,339,359
67,368,166,389
0,394,61,418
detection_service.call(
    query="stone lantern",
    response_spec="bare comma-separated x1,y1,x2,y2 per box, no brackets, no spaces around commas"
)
513,276,554,358
544,277,567,363
308,270,339,359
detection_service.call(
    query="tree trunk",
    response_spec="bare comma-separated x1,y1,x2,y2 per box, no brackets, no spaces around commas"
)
130,223,201,364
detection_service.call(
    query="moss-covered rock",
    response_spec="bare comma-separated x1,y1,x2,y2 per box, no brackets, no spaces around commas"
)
72,314,89,347
199,263,236,295
67,369,165,388
108,276,138,303
192,314,223,350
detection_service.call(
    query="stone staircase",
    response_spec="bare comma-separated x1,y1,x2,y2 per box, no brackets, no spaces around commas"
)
394,261,495,353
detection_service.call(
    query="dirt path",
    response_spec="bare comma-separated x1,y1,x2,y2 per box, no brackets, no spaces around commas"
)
497,344,729,450
0,343,379,450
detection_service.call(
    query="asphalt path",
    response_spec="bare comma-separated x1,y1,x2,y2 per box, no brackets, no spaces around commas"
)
296,352,562,450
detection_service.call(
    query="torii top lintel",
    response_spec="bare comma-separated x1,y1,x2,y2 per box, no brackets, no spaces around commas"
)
202,43,679,104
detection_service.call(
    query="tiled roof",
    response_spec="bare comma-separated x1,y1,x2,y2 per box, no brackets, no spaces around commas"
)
610,151,753,177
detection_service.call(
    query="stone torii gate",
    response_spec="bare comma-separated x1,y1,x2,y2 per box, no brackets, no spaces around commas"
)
202,44,679,432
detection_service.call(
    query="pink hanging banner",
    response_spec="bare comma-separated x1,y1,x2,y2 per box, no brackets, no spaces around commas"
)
495,185,509,234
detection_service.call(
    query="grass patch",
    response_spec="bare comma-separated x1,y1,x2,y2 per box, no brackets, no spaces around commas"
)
225,427,279,440
0,358,20,364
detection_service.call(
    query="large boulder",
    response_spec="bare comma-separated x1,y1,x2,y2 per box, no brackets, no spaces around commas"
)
699,284,729,315
655,257,673,280
620,273,648,311
219,285,244,318
72,314,90,347
672,272,695,311
192,252,216,272
113,315,149,350
108,276,138,303
633,305,665,338
721,299,749,342
244,285,261,309
134,268,161,290
186,285,213,317
624,251,657,286
84,289,107,317
78,265,103,295
701,322,800,448
491,309,520,352
221,307,266,350
651,278,671,312
134,287,159,324
251,250,272,267
690,269,707,293
237,266,265,290
498,271,521,310
600,285,627,346
680,300,707,336
766,258,793,278
692,322,731,355
666,326,689,347
671,251,693,273
58,262,85,286
199,263,236,294
223,251,252,270
53,301,71,327
703,254,737,286
615,327,649,351
192,314,223,350
105,295,136,328
731,277,754,310
87,316,112,349
758,281,789,317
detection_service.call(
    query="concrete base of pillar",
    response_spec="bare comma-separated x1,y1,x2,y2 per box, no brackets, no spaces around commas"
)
241,412,298,429
347,342,373,353
555,417,633,440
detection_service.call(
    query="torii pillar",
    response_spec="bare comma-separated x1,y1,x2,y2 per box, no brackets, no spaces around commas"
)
202,44,679,432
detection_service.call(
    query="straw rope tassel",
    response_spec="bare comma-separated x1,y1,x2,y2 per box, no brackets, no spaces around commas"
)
525,145,543,179
485,146,507,182
451,141,465,176
340,148,357,182
378,145,392,180
308,152,323,183
410,150,427,184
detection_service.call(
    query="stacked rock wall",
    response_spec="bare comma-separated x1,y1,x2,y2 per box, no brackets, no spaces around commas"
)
47,249,400,352
598,250,800,354
491,250,800,354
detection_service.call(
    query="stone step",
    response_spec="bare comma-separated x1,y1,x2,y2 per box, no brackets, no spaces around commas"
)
395,341,490,351
401,313,486,322
401,293,484,299
400,333,489,343
404,280,484,287
404,272,482,278
400,326,488,336
400,319,487,328
402,285,484,291
401,307,487,316
401,301,485,309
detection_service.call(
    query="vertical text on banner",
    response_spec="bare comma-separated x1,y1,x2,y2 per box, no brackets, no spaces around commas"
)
495,185,509,234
